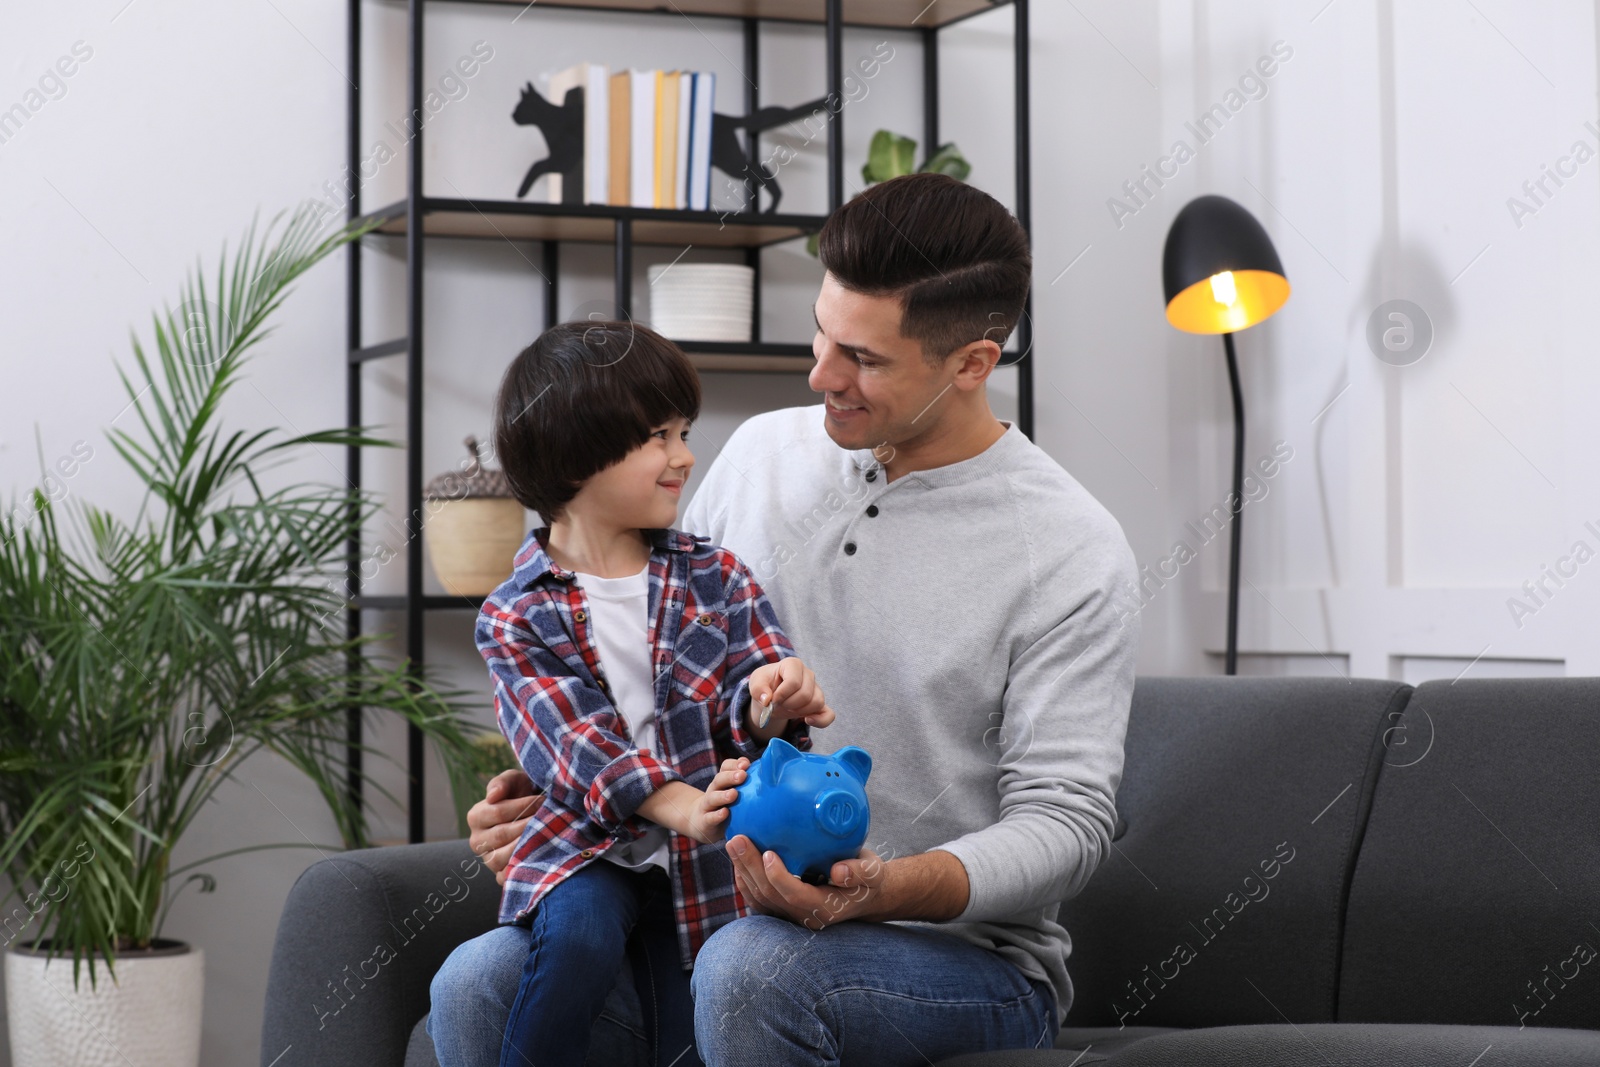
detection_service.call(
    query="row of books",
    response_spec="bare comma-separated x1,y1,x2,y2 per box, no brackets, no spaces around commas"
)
545,64,718,212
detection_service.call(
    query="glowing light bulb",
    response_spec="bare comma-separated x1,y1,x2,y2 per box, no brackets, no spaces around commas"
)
1209,271,1238,307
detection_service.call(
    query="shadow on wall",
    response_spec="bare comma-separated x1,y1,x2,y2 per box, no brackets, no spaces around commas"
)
1303,0,1460,651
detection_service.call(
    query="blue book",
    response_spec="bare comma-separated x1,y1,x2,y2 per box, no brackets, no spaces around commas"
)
688,72,716,211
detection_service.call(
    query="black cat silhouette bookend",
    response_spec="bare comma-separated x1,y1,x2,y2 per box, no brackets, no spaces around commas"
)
513,81,584,202
711,96,827,214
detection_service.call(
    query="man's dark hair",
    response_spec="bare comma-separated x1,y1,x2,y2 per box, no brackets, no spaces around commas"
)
493,321,701,522
817,172,1031,363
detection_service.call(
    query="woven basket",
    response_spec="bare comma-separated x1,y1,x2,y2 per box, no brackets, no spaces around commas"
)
423,436,527,597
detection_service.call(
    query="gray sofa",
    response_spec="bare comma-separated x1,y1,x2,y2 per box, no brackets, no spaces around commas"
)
261,676,1600,1065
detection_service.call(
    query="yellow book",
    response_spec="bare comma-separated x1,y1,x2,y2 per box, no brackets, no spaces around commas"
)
609,71,630,206
656,71,679,209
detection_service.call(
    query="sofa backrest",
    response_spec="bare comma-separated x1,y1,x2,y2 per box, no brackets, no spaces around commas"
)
1338,677,1600,1031
1058,675,1410,1029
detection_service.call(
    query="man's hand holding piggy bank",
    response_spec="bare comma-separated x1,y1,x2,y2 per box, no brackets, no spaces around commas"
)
726,738,872,883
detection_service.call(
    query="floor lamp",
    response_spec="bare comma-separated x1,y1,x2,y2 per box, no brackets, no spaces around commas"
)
1162,195,1290,675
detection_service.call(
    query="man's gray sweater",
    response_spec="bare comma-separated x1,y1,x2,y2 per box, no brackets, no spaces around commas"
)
682,404,1141,1026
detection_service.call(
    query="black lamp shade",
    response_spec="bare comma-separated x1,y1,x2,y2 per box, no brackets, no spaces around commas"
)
1163,195,1290,334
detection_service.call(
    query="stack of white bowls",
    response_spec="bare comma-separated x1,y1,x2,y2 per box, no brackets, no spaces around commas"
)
647,263,754,343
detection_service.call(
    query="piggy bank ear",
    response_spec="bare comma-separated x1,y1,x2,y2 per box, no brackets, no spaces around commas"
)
834,746,871,785
761,736,802,783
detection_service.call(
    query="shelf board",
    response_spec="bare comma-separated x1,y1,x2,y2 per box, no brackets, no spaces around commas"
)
682,341,815,372
362,198,825,249
353,594,483,612
451,0,1007,29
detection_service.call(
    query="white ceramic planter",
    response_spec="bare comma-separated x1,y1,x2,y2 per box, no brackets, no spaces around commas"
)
5,940,203,1067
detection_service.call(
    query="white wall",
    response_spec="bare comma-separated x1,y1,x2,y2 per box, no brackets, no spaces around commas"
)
1030,0,1600,682
3,1,1597,1064
2,3,361,1063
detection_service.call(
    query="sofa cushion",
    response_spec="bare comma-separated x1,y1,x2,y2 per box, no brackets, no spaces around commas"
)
1056,677,1410,1029
937,1021,1600,1065
1056,1025,1181,1048
1052,1025,1181,1061
405,1017,437,1067
1339,677,1600,1030
933,1025,1181,1065
934,1023,1177,1062
1103,1022,1600,1065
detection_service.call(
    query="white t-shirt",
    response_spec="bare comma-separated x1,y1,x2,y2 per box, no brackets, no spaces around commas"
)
576,564,669,873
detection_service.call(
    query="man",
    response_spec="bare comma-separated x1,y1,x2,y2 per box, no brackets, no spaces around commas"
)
434,172,1141,1066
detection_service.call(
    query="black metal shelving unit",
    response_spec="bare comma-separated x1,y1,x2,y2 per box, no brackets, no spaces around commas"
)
344,0,1033,843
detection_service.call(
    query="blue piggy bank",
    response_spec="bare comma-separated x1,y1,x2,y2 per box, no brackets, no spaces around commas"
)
725,737,872,884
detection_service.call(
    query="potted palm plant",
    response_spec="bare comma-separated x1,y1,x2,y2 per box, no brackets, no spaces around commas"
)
0,204,485,1067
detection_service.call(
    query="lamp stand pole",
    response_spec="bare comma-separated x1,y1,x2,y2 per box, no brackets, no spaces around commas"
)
1222,331,1244,676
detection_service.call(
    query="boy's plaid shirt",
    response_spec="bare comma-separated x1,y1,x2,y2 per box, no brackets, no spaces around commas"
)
476,525,812,969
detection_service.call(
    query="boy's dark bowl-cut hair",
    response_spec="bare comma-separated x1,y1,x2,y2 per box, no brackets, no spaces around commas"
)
493,320,701,522
817,172,1032,363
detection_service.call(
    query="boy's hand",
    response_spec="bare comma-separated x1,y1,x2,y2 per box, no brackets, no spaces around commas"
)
683,757,752,845
748,657,835,731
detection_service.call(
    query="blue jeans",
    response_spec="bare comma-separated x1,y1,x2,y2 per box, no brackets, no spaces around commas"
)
691,915,1059,1066
505,860,699,1067
425,902,1056,1067
430,924,549,1067
426,862,686,1067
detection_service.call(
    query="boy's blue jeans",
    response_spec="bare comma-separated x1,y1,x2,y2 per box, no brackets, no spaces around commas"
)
427,858,697,1067
498,859,699,1067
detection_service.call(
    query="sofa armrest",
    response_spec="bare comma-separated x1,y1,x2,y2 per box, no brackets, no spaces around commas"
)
260,840,500,1067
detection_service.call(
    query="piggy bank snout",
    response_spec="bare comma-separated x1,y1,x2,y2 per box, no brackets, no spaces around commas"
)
814,789,865,837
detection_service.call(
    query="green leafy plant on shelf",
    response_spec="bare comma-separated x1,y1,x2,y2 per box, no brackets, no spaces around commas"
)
0,204,488,985
807,129,972,256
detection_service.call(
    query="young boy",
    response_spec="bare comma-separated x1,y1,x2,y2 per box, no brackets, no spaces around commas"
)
473,321,833,1067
